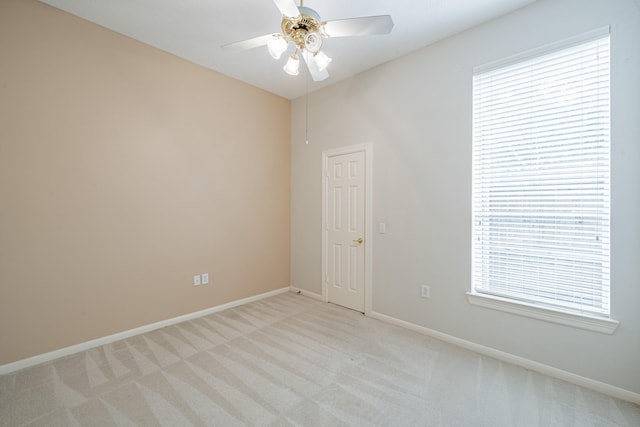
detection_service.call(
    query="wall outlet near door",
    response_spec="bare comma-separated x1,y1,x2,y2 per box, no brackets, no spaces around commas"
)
421,285,430,298
193,273,209,286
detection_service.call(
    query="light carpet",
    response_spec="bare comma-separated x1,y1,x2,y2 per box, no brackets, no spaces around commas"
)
1,292,639,426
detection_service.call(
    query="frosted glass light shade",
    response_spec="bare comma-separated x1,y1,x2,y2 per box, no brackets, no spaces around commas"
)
304,32,322,53
283,53,299,76
267,37,288,59
314,51,332,71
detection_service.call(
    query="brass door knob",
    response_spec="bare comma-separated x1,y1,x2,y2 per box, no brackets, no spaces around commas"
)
353,237,364,244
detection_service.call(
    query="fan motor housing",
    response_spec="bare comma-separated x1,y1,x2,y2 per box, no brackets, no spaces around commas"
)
282,6,324,52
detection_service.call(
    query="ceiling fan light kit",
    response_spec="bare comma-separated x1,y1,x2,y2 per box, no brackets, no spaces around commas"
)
222,0,394,82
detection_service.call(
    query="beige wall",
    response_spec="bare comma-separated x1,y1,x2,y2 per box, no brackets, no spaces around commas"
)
291,0,640,395
0,0,290,365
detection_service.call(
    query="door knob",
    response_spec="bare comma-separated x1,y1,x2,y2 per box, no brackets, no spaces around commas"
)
353,237,364,244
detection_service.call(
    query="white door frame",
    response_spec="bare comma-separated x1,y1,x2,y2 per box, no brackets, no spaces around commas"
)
322,143,373,315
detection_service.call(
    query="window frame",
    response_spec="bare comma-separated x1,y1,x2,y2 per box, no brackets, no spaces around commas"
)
467,27,618,334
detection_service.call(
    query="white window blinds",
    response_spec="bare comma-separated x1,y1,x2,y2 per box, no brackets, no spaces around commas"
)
472,28,611,318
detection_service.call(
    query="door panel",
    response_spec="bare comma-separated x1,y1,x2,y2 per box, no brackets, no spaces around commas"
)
333,187,342,230
327,151,365,312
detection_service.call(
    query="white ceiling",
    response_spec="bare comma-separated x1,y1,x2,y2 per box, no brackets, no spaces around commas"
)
40,0,535,100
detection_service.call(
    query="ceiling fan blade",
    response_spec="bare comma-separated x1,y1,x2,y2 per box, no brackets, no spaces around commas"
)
221,33,280,51
323,15,394,37
301,51,329,82
273,0,300,18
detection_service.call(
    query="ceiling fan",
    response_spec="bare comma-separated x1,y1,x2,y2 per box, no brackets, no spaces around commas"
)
221,0,394,82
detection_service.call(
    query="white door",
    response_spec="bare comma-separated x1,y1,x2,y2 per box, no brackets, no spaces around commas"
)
326,150,366,312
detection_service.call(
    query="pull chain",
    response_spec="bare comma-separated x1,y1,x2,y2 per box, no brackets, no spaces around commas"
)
305,62,309,145
301,0,308,144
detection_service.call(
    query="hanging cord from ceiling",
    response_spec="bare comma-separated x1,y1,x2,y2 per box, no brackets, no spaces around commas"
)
305,61,309,145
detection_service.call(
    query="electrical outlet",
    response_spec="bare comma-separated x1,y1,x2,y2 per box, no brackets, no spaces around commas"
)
421,285,430,298
193,275,201,286
202,273,209,285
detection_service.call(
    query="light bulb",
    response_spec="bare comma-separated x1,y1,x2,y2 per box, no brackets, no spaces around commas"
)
314,51,332,72
267,37,287,60
283,53,300,76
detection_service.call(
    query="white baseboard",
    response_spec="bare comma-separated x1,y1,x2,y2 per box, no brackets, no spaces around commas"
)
6,287,637,405
369,310,640,406
290,286,323,301
0,287,290,375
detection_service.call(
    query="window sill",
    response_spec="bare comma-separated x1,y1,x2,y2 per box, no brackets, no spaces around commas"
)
466,292,619,334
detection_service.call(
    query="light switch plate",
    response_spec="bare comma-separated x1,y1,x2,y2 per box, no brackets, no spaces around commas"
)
421,285,430,298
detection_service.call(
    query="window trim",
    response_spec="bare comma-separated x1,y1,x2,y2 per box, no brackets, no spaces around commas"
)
467,292,619,334
472,26,610,75
470,26,618,332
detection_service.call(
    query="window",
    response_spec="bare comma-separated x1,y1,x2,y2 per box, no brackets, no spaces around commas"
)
470,28,618,333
